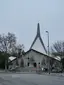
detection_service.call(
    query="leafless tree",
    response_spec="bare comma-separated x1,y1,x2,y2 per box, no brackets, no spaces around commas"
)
51,41,64,72
0,32,16,53
0,32,16,71
0,32,24,70
51,41,64,56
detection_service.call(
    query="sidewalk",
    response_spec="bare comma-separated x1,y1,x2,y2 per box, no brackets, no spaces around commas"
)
41,72,64,77
0,70,64,77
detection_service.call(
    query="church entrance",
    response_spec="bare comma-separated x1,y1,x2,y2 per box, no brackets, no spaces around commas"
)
27,62,29,66
33,62,37,67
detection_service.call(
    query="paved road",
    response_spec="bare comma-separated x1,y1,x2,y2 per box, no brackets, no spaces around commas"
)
0,73,64,85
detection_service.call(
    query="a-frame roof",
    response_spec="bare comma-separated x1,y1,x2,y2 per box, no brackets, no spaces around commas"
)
30,23,47,54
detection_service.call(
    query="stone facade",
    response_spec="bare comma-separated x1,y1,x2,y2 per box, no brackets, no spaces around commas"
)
23,49,48,68
9,49,61,72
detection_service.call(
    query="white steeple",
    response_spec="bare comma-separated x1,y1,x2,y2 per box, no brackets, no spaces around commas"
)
30,23,47,54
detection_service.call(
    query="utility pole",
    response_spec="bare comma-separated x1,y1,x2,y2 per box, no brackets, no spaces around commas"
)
46,31,50,74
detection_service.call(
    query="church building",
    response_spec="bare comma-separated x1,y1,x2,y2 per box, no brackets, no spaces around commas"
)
23,23,48,68
9,23,61,72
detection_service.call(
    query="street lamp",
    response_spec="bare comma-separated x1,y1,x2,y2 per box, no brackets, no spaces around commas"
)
46,31,49,55
46,31,50,74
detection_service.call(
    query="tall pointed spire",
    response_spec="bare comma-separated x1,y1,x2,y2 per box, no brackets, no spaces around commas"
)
37,23,40,37
30,23,47,54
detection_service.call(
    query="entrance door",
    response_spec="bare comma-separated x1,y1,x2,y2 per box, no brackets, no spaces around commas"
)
33,62,37,67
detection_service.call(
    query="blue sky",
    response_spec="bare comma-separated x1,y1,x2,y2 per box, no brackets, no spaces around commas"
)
0,0,64,51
